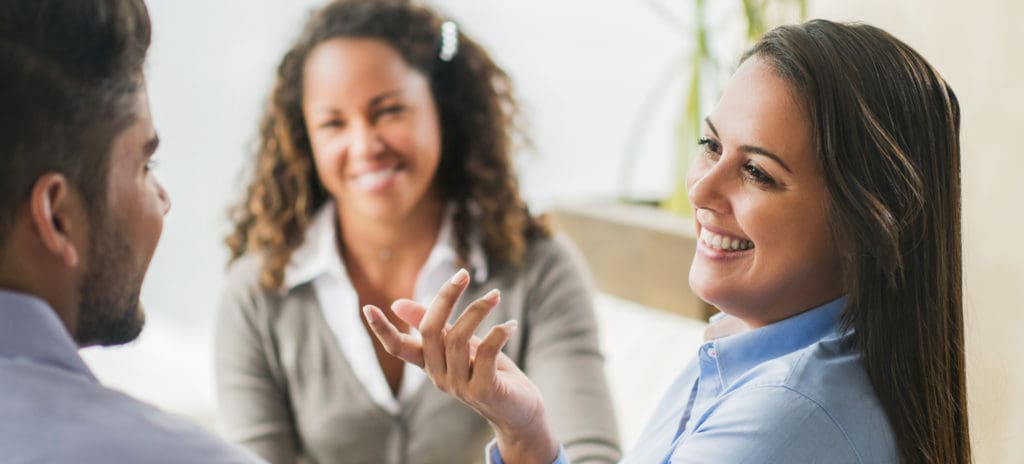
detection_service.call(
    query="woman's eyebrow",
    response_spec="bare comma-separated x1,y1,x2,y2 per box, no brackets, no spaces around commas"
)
369,89,402,107
705,117,793,173
307,90,403,115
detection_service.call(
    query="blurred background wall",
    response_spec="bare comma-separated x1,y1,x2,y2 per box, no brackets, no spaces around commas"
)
82,0,1023,461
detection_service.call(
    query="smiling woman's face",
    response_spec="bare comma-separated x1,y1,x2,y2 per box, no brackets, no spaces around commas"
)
686,56,844,327
302,38,442,224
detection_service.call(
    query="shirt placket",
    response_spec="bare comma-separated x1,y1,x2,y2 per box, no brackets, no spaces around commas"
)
663,342,723,463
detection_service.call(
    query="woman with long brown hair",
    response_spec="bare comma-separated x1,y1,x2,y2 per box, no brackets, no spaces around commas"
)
216,1,620,462
367,19,971,464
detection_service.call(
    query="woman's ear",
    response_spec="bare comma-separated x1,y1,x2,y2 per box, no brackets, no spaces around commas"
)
29,173,84,268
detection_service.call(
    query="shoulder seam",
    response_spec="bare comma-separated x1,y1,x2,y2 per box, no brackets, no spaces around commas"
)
773,384,864,463
680,384,864,463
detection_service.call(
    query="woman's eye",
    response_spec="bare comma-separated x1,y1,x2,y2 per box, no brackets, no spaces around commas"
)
318,119,344,129
744,163,775,186
698,137,722,159
376,105,405,119
145,159,160,172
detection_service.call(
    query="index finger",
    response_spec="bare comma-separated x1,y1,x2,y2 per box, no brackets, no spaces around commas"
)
420,268,471,377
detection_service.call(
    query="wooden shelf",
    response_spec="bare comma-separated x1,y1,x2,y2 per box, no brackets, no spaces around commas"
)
550,202,715,322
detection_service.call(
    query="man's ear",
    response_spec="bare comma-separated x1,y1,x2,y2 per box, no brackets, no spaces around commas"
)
29,173,85,268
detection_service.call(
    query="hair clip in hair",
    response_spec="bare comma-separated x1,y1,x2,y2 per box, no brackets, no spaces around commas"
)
439,20,459,62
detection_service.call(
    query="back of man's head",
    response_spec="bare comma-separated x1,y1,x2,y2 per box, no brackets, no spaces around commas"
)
0,0,152,244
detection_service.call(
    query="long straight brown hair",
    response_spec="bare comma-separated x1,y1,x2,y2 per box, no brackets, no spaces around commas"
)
745,21,970,463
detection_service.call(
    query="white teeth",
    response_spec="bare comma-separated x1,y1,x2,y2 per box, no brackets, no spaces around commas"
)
700,228,754,252
353,166,399,189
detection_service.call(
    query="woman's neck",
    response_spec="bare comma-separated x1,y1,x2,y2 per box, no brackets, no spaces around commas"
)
335,194,445,296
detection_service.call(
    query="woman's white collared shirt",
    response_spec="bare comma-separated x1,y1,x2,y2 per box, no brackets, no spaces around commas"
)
281,201,488,415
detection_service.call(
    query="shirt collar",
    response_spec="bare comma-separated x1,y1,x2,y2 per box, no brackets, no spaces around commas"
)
283,201,489,290
711,295,848,387
0,289,96,381
283,201,344,290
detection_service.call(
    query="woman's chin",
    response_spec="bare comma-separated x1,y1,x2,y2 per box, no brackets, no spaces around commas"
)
689,273,719,307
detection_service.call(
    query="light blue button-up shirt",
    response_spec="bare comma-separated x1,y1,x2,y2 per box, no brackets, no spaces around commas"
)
0,289,262,463
490,296,897,464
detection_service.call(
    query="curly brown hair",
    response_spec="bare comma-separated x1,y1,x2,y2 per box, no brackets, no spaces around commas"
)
227,0,548,289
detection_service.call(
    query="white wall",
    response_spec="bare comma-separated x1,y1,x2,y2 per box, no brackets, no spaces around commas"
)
138,0,321,326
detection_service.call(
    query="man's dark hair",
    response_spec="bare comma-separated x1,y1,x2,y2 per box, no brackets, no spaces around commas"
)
0,0,152,243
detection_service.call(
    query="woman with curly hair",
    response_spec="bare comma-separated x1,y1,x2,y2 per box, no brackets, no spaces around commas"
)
215,1,620,463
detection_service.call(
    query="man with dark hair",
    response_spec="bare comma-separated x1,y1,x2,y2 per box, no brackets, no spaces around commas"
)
0,1,261,461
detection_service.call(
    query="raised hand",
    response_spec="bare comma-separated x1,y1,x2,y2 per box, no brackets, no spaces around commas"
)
363,269,560,464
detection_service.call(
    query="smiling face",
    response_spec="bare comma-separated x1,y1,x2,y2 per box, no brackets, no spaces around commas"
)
686,56,844,327
302,38,443,225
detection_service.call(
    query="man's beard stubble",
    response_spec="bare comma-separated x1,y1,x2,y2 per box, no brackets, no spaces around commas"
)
74,211,146,347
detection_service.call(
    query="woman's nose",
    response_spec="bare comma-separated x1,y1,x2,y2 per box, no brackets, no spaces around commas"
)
687,158,730,213
155,176,171,216
349,122,385,160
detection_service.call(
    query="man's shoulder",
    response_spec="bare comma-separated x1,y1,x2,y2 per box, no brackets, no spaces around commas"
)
0,360,259,463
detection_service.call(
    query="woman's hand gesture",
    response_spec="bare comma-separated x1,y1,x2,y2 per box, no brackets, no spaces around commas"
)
363,269,560,464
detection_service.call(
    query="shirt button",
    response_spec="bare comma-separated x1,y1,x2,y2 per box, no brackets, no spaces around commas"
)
707,348,717,358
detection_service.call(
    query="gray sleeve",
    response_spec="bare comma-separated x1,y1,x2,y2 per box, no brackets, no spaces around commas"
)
521,236,622,463
215,259,301,464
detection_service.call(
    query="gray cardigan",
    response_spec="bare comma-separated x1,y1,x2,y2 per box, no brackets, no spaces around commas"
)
215,236,621,464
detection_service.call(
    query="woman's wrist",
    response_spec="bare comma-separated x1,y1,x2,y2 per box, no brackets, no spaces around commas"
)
490,417,560,464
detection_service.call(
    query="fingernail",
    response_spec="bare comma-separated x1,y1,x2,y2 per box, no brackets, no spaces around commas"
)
362,306,377,323
484,288,501,303
503,319,518,332
450,268,469,285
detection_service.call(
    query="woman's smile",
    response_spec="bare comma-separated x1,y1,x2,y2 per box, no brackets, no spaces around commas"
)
696,223,756,261
349,163,404,192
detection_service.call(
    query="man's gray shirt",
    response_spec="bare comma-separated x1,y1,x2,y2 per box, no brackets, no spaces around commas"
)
0,289,261,463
